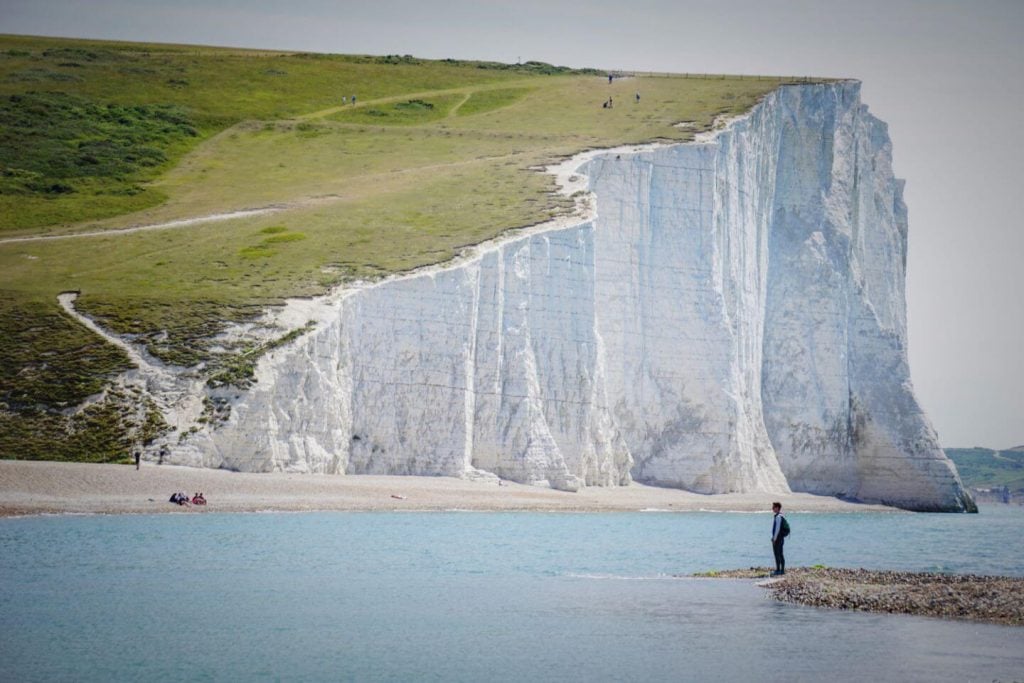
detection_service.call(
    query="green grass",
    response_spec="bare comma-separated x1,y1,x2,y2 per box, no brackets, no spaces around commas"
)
0,294,133,408
0,91,197,228
0,293,143,461
261,231,305,244
329,94,466,125
206,321,316,389
946,447,1024,490
0,35,546,232
0,33,805,461
456,87,533,117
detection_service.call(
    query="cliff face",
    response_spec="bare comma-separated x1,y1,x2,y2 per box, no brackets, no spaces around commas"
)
175,82,974,512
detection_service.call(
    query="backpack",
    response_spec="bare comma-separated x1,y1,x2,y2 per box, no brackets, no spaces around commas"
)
780,516,791,538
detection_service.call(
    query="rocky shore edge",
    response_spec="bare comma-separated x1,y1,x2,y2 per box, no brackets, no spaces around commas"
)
699,567,1024,626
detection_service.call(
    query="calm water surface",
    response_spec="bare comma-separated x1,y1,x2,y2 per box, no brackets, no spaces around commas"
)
1,506,1022,682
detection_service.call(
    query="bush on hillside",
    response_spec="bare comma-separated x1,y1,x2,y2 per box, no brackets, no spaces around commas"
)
0,91,197,198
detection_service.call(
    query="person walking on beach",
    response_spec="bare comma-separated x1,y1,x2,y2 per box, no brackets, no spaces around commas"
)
771,501,789,575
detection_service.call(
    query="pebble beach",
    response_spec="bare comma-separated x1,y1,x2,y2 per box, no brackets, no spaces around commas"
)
0,460,896,516
704,567,1024,626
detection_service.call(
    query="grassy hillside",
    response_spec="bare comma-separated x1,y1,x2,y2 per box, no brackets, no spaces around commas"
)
946,447,1024,491
0,34,798,462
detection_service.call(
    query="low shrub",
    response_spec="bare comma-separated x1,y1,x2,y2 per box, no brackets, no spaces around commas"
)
0,91,197,209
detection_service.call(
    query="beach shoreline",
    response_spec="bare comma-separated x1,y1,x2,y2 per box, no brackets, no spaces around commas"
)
702,567,1024,627
0,460,898,517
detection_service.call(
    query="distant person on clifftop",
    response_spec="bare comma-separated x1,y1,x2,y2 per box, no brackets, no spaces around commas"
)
771,501,789,575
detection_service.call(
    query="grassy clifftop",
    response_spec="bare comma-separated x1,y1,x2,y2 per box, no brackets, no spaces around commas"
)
945,447,1024,491
0,34,796,462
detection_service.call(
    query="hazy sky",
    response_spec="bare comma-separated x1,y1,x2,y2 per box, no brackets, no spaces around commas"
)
2,0,1021,448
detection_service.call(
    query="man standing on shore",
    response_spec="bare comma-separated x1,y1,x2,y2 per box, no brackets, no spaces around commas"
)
771,502,787,575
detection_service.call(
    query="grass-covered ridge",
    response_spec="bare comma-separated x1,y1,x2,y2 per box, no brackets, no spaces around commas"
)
945,447,1024,491
0,33,805,462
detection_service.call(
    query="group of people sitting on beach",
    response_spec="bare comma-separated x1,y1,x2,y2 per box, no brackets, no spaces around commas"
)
169,492,206,506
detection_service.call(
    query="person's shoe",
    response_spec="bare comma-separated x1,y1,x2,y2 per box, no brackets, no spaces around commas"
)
770,570,780,576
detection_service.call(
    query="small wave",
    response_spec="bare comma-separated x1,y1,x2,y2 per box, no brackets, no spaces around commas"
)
1,511,102,520
564,572,689,581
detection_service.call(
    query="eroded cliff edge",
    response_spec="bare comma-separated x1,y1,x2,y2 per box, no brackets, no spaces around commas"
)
164,81,974,512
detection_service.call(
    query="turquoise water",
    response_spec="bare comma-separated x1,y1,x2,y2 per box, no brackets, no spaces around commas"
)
1,506,1022,682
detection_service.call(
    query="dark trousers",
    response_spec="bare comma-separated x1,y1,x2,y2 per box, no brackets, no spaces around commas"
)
772,538,785,572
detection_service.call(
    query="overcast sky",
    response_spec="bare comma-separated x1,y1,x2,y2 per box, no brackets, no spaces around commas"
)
2,0,1021,448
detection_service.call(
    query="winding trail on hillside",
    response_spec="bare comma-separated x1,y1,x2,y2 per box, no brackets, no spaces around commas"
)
297,80,532,121
447,92,473,117
56,291,208,436
0,207,285,245
57,292,166,378
0,150,544,246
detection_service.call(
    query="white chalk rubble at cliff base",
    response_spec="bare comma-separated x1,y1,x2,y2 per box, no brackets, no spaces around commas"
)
163,81,973,512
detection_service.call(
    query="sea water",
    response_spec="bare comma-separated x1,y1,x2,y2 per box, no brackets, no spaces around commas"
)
1,506,1022,682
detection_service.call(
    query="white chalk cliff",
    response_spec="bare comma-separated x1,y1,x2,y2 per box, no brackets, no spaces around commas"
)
168,81,974,512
